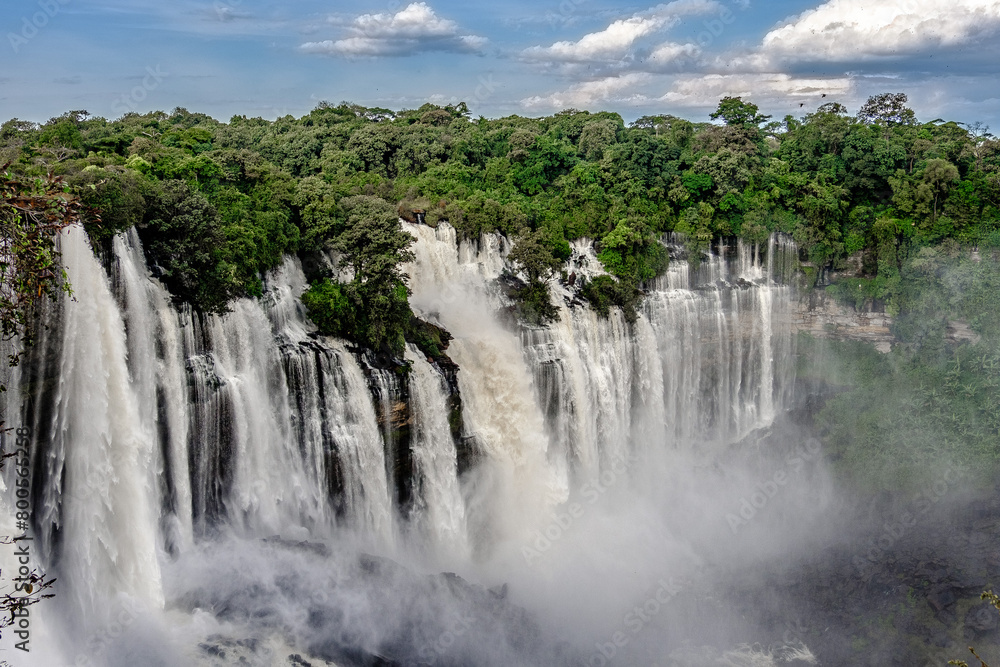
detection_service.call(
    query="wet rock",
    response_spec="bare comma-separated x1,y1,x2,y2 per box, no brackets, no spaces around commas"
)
965,602,1000,636
927,584,957,612
262,536,331,557
930,629,954,648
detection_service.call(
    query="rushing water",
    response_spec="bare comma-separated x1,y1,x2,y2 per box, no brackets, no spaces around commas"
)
0,222,811,666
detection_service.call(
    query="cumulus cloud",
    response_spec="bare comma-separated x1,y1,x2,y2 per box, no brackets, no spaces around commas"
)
521,0,721,64
647,41,702,66
659,73,853,107
521,73,653,109
521,70,853,113
518,0,1000,123
522,16,673,63
759,0,1000,63
300,2,486,57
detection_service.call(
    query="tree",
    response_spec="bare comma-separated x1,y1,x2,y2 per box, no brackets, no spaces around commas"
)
293,175,345,250
333,195,414,287
137,179,232,312
597,217,669,281
1,169,79,380
710,96,771,127
304,195,416,354
922,158,960,222
578,119,620,161
508,228,561,284
507,228,563,326
964,122,994,171
629,114,683,138
675,203,714,264
510,135,578,195
71,167,148,243
857,93,916,127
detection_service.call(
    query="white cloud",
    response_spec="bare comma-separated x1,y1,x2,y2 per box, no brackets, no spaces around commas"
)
521,0,721,64
300,2,486,57
659,73,853,108
522,16,672,63
521,73,653,109
519,70,855,114
760,0,1000,63
648,41,702,65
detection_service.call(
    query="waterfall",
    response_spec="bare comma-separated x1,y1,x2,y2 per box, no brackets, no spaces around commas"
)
402,222,568,552
517,234,796,498
0,221,801,665
114,228,193,554
406,346,468,558
176,255,393,543
28,226,163,621
314,341,394,543
4,228,399,626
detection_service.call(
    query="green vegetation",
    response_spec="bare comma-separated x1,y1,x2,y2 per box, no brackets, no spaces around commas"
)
300,195,415,355
0,169,79,381
579,275,644,322
798,246,1000,490
1,94,998,351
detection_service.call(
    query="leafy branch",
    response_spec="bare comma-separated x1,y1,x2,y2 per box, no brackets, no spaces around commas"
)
0,165,80,382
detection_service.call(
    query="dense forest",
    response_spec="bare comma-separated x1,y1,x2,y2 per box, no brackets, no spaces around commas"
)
2,93,998,351
3,95,1000,492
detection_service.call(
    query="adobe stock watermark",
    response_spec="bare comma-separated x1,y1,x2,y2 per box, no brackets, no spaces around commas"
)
691,2,740,50
7,0,71,54
658,0,748,75
588,576,685,666
522,452,636,566
545,0,586,30
852,465,967,575
111,66,169,116
68,597,146,667
725,437,822,534
214,0,243,21
412,610,477,666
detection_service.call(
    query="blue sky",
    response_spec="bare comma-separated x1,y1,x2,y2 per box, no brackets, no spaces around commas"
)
2,0,999,128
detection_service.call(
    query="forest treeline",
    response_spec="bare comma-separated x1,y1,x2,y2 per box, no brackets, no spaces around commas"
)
2,93,999,355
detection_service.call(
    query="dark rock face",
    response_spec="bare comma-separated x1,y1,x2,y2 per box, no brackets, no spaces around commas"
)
717,491,1000,666
356,321,483,522
358,352,414,511
928,584,958,612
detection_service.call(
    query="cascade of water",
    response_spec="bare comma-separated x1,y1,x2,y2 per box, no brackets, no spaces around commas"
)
403,222,567,551
368,367,404,505
320,343,395,543
520,307,635,484
263,258,394,544
174,256,395,543
37,226,163,620
113,227,193,553
405,346,468,558
519,233,797,499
